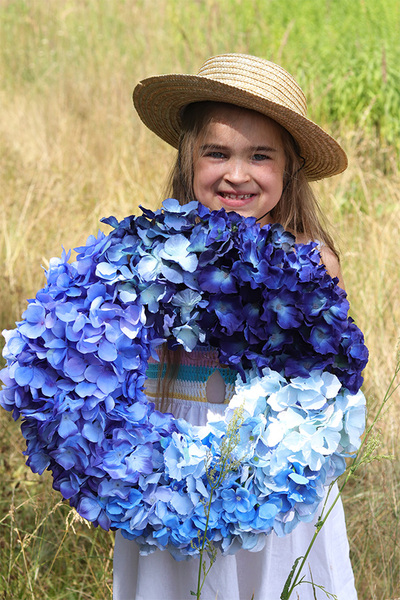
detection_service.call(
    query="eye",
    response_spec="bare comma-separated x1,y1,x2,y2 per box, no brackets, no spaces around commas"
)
252,153,270,161
206,151,226,159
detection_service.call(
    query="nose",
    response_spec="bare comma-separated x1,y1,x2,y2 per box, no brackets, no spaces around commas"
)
223,159,250,185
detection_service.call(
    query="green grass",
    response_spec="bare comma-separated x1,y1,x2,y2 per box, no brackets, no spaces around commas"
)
1,1,399,598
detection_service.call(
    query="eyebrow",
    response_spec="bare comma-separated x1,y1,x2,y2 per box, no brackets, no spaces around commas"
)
199,143,278,153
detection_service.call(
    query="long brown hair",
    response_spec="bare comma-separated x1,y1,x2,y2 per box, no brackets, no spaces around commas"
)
157,101,338,407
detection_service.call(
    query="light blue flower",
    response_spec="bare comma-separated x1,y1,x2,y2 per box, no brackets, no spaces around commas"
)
140,283,167,313
0,199,368,559
164,432,207,481
137,252,163,282
172,323,201,352
171,289,202,322
77,495,102,522
221,487,257,522
19,303,47,338
124,443,154,482
158,235,198,272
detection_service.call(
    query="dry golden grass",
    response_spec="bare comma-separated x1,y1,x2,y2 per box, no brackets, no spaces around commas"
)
1,1,399,598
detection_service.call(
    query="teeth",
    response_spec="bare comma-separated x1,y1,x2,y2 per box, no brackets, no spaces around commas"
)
222,193,253,199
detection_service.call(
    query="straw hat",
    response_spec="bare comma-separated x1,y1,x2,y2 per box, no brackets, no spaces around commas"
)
133,53,347,181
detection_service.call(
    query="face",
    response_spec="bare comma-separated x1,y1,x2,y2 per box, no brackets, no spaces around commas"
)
192,105,286,226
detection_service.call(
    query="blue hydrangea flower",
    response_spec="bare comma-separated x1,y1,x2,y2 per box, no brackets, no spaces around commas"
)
0,199,368,559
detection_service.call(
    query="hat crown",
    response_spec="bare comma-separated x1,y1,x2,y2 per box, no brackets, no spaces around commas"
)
197,54,308,118
133,53,347,180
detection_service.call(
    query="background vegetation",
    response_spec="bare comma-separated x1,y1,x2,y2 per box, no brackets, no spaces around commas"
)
1,0,399,598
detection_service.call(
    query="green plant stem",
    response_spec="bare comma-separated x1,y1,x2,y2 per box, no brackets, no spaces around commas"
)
195,488,216,599
195,409,244,599
195,451,235,599
282,355,400,599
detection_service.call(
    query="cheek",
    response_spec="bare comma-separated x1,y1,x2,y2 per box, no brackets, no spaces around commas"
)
192,168,200,195
192,161,201,195
270,162,285,192
259,166,283,191
192,174,201,202
193,163,214,199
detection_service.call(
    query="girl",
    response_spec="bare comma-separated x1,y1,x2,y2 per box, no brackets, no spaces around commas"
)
113,54,357,600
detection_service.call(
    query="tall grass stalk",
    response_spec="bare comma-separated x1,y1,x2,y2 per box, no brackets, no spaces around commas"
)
192,406,244,599
1,1,400,598
281,349,400,599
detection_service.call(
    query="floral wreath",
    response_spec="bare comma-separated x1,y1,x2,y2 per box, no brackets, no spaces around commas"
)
0,199,368,558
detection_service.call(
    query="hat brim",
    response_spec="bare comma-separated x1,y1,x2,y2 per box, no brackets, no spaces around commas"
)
133,74,347,181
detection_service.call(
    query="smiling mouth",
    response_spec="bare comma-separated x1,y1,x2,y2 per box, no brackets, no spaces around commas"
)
219,192,255,200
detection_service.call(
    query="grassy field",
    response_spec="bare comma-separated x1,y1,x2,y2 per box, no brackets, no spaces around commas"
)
1,0,399,598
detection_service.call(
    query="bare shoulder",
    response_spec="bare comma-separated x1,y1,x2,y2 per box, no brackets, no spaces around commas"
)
319,245,345,289
293,233,345,289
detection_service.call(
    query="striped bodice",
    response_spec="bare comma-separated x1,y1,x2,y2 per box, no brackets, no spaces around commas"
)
144,345,237,404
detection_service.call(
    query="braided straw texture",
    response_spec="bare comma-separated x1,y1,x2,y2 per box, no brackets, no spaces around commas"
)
133,54,347,180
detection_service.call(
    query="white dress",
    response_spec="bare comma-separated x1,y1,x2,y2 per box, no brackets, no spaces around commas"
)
113,349,358,600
